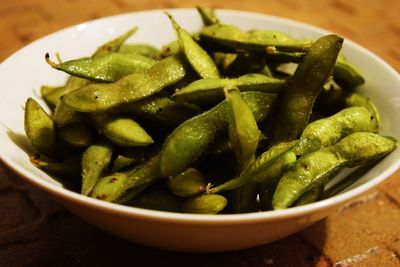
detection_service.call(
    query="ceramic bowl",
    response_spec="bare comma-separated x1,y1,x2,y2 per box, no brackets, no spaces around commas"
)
0,8,399,252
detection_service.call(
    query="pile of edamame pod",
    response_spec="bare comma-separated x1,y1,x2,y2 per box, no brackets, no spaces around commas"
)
24,7,397,214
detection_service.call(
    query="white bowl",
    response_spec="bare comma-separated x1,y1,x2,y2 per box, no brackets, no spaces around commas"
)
1,8,399,252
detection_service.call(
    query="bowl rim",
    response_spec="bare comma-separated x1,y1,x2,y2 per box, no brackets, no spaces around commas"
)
1,7,399,225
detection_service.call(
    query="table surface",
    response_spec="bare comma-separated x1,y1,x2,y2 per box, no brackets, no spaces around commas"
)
1,0,400,266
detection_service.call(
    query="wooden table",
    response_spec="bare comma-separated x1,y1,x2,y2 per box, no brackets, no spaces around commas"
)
1,1,400,266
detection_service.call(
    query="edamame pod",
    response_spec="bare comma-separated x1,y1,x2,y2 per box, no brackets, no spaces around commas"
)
231,184,259,213
63,55,187,112
181,194,227,214
294,106,378,155
199,24,312,53
168,168,207,197
53,100,82,126
30,153,81,178
333,54,365,90
119,44,160,59
46,52,157,83
293,186,324,207
166,12,220,79
91,154,161,202
81,141,114,195
24,98,56,157
89,113,154,147
225,86,259,169
160,91,277,176
116,93,202,126
270,34,343,144
273,132,397,209
132,188,182,212
208,141,297,193
196,6,220,26
59,122,93,147
93,27,137,57
344,92,381,128
172,73,284,106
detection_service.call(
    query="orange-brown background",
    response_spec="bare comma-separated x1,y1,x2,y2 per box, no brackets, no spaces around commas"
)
1,0,400,266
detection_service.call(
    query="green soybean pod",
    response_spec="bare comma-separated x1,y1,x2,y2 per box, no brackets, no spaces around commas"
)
41,85,64,109
196,6,220,26
166,12,220,79
272,132,397,209
119,44,160,59
333,53,365,90
160,40,181,58
91,154,161,202
132,188,182,212
230,184,259,213
181,194,227,214
160,91,277,177
168,168,207,197
172,73,284,106
62,55,187,112
208,141,297,193
46,52,157,83
199,24,313,53
89,113,154,147
344,92,381,128
30,154,81,178
224,85,260,169
81,141,114,196
293,186,324,207
93,26,138,57
116,93,202,126
294,106,378,155
53,100,82,127
270,34,343,144
58,122,93,147
24,98,56,157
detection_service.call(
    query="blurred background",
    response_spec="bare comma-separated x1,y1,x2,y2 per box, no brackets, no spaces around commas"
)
1,0,400,266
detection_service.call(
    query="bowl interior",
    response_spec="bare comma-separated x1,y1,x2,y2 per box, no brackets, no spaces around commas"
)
0,8,399,221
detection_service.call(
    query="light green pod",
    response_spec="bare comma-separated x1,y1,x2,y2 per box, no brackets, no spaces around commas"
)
168,168,207,197
181,194,227,214
196,6,220,26
333,53,365,90
224,86,259,169
90,113,154,147
294,106,378,155
273,132,397,209
59,123,93,147
344,92,381,128
24,98,56,157
112,148,150,171
160,91,277,177
53,100,82,126
62,55,187,112
166,12,220,79
93,27,137,57
293,186,324,207
41,85,64,109
46,52,157,83
81,141,114,195
208,141,297,193
30,154,81,178
119,44,160,58
160,40,181,57
172,73,284,106
199,24,313,53
91,154,161,202
91,172,129,201
116,93,201,126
